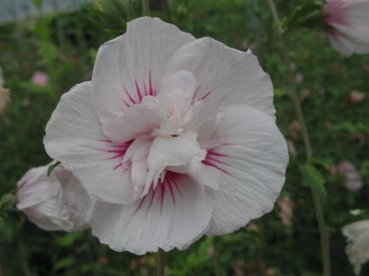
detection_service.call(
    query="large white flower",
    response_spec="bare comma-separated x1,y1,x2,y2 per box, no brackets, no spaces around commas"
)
343,220,369,275
44,17,288,254
16,163,91,232
323,0,369,57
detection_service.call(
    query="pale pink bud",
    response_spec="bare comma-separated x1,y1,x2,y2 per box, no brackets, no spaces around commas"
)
16,163,91,232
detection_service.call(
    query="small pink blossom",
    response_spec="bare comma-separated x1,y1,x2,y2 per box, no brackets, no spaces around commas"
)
16,163,91,232
348,90,366,103
31,71,49,87
330,160,363,191
323,0,369,57
44,17,288,254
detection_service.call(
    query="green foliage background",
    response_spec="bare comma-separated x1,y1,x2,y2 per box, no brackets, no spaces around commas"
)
1,0,369,275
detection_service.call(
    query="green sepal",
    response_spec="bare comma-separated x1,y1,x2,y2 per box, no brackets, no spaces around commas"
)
0,194,18,212
281,2,325,33
47,161,61,177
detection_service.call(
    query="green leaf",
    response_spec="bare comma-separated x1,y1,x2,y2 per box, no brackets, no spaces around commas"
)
53,256,76,271
38,42,59,63
274,88,288,97
32,0,43,8
55,231,84,247
310,156,332,170
299,164,326,203
282,2,324,33
0,194,18,211
47,161,61,177
19,82,50,95
240,228,265,245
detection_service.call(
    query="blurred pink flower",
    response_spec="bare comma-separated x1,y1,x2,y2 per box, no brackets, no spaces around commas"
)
330,160,363,191
44,17,288,254
277,196,294,227
294,73,304,84
0,87,11,117
286,139,297,156
31,71,49,87
322,0,369,57
16,162,91,232
348,90,366,103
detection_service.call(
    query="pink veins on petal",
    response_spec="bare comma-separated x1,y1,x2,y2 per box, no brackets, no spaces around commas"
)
202,150,230,175
133,171,185,216
99,140,133,169
123,71,157,107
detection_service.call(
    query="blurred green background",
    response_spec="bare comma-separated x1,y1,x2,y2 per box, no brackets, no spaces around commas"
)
1,0,369,275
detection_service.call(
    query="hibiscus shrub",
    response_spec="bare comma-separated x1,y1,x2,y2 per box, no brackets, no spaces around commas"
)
1,0,369,275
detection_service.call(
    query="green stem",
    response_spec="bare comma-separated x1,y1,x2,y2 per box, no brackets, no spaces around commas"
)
266,0,330,275
142,0,150,16
164,0,172,23
157,248,165,276
213,240,221,276
17,235,32,276
0,250,6,276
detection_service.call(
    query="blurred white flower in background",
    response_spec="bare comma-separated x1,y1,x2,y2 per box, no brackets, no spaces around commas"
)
322,0,369,57
342,220,369,275
16,162,91,232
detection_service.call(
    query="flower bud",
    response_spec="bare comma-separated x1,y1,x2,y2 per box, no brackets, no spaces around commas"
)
16,162,91,232
0,87,11,117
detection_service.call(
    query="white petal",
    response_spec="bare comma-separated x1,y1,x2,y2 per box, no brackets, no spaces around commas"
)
199,166,220,191
87,173,214,254
145,132,201,194
44,82,136,205
205,105,288,235
160,70,197,98
164,37,275,117
102,104,160,144
328,33,354,57
182,97,221,143
91,17,195,123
